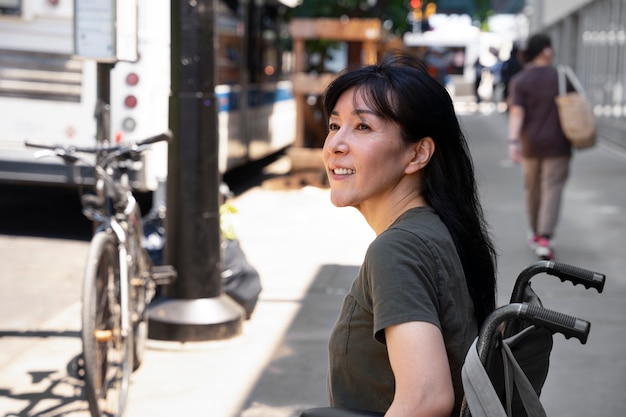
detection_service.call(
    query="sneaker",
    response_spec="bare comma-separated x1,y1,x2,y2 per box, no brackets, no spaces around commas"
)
528,233,540,250
535,237,554,260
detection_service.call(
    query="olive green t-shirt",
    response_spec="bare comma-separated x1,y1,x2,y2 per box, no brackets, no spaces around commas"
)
327,207,477,416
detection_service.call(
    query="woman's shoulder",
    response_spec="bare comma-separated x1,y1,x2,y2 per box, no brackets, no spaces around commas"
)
516,65,557,82
371,207,453,254
390,207,450,238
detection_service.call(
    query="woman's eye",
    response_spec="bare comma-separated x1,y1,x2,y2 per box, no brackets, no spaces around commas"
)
357,123,370,131
329,123,339,131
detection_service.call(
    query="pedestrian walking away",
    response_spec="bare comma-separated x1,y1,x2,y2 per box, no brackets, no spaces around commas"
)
500,43,523,111
508,33,574,261
473,58,484,104
301,52,498,417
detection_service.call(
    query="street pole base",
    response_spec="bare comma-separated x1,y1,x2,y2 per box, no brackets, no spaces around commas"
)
147,295,244,342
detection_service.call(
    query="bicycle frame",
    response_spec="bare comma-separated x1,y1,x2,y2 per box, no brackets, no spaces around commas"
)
110,219,132,337
91,167,153,339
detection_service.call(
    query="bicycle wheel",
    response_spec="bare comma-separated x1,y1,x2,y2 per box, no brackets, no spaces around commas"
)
130,270,148,371
129,238,152,371
82,230,133,417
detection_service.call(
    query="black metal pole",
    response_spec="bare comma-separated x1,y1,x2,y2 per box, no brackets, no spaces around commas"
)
148,0,243,342
95,62,113,162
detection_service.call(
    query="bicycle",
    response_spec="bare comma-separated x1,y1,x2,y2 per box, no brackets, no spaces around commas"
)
26,133,177,417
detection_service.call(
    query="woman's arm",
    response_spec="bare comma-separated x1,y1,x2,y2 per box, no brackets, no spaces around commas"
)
384,321,454,417
508,104,525,164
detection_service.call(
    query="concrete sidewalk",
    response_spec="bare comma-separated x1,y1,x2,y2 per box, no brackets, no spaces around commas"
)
1,110,625,417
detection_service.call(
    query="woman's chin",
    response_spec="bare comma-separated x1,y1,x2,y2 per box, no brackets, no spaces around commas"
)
329,194,357,209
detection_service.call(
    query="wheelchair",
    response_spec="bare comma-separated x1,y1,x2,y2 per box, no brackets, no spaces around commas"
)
300,260,606,417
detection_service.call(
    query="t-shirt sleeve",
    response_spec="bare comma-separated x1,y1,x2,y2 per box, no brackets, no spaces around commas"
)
364,229,441,344
510,75,524,107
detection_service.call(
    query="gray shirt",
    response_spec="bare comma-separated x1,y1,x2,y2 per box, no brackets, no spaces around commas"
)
327,207,477,416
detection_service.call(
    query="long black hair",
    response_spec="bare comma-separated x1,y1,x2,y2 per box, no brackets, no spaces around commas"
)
323,52,497,327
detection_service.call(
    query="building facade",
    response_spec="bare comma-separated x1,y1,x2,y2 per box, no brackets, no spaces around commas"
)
529,0,626,151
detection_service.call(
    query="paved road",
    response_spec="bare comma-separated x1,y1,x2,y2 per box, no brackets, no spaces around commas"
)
0,110,624,416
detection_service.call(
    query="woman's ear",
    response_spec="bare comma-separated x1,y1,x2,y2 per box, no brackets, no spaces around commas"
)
405,137,435,175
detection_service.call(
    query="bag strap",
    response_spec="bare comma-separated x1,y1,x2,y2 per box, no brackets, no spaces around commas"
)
557,65,566,96
501,345,514,416
557,64,586,97
462,337,549,417
462,339,508,417
501,341,548,417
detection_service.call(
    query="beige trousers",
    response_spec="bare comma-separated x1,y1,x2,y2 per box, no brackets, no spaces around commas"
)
521,156,571,238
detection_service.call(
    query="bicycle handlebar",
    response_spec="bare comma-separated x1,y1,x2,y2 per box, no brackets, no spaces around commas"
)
134,132,172,147
25,131,172,164
509,260,605,304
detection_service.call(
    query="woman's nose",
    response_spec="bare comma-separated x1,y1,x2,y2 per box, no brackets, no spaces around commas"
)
324,130,348,154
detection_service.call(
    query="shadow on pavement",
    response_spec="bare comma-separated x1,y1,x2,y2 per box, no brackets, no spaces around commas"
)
0,353,86,417
0,329,80,339
240,264,359,417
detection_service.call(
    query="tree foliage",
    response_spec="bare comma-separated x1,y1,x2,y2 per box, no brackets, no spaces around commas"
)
285,0,496,33
285,0,414,36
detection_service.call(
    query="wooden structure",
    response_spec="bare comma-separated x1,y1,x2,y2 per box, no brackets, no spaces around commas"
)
288,18,384,150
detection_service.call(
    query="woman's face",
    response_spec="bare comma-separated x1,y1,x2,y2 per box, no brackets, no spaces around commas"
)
323,88,417,211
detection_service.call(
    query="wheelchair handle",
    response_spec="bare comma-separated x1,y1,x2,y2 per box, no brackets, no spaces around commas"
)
521,303,590,344
510,260,605,303
476,303,590,366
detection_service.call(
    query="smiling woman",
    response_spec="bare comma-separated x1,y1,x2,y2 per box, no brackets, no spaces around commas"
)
302,51,498,417
324,87,432,230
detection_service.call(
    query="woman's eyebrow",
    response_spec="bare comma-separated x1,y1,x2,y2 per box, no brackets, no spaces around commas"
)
353,109,376,116
329,108,376,117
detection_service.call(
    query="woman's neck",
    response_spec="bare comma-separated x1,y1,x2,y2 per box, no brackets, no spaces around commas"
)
361,195,428,236
531,55,552,67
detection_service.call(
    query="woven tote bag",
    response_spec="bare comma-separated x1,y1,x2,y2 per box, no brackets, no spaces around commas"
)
555,65,596,149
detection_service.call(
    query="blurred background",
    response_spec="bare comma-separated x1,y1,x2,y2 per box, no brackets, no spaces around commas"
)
0,0,623,199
